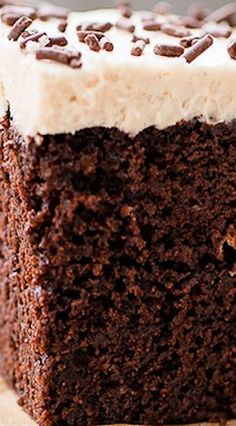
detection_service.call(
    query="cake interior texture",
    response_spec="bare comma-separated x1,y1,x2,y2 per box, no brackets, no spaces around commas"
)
0,117,235,426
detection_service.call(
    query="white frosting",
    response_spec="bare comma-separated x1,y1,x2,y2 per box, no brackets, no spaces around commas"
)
0,8,236,136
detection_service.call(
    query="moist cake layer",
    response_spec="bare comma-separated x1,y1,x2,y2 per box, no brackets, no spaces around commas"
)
0,7,236,135
0,117,235,426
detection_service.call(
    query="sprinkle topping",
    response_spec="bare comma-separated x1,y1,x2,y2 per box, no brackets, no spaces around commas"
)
154,43,184,57
100,36,114,52
206,4,236,26
228,39,236,59
58,20,67,33
46,36,68,48
2,2,236,70
8,15,32,41
77,30,105,43
180,35,203,48
132,35,150,45
118,3,132,19
188,3,210,21
161,23,191,38
116,18,135,33
183,34,214,63
178,16,202,29
2,5,36,19
143,19,162,31
77,22,112,33
36,48,82,69
1,12,21,26
131,40,146,56
202,22,232,38
85,34,101,52
1,5,36,26
20,31,46,48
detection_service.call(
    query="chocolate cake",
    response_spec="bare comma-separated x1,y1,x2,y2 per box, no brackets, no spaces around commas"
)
0,1,235,425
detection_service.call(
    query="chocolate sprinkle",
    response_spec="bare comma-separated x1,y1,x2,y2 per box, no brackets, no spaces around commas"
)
183,34,214,63
77,31,104,43
8,15,32,41
132,35,150,45
20,33,67,50
36,48,82,69
131,40,146,56
206,4,236,27
180,35,203,48
77,22,112,33
143,19,162,31
161,23,191,38
188,2,210,21
85,34,101,52
178,16,203,29
21,29,32,39
20,31,46,48
100,36,114,51
47,36,68,48
1,12,20,26
228,39,236,60
58,20,68,33
202,22,232,38
37,5,69,21
118,4,132,19
154,43,184,57
1,5,36,26
1,5,36,18
116,18,135,33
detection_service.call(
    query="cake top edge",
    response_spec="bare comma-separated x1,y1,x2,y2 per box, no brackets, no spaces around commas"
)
1,1,236,69
1,2,236,137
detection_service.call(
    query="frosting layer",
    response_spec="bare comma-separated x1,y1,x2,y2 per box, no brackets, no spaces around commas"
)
0,8,236,136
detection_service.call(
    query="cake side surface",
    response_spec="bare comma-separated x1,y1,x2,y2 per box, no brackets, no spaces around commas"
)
0,118,235,425
0,122,54,423
1,373,236,426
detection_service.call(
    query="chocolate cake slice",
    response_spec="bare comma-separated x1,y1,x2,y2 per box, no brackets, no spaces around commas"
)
0,2,235,426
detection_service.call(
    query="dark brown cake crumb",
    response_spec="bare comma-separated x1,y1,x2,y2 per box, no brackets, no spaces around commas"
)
0,118,235,426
